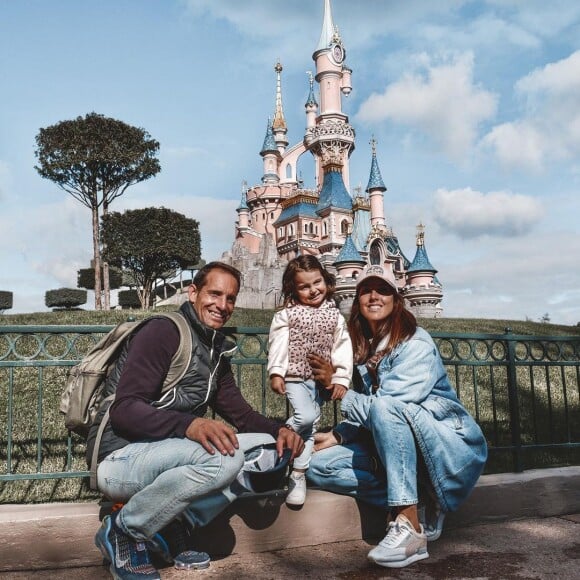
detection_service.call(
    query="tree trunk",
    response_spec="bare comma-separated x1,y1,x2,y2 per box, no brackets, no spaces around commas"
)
92,204,102,310
102,201,110,310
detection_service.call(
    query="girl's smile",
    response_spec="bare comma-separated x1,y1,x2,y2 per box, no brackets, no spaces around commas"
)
294,270,328,307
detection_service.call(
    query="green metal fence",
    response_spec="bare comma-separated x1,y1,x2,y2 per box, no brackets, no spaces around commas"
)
1,325,579,488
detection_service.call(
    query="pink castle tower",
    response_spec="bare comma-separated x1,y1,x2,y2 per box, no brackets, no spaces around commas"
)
221,0,443,316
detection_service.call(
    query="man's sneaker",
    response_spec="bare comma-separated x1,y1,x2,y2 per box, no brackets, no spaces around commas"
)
419,501,446,542
95,514,160,580
285,472,307,506
147,519,210,570
367,514,429,568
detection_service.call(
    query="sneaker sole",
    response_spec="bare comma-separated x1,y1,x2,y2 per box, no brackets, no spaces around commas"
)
368,549,429,568
174,558,211,570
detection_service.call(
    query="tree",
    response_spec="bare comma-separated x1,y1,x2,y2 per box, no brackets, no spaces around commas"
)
540,313,551,324
0,291,13,313
45,288,87,310
102,207,201,309
34,112,161,310
77,266,123,291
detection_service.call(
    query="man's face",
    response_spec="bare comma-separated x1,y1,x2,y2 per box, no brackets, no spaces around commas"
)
188,269,239,329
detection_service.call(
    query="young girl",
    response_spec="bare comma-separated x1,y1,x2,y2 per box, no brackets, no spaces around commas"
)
267,255,352,506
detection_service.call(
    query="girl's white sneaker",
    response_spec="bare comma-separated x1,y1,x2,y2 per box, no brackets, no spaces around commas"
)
286,472,307,506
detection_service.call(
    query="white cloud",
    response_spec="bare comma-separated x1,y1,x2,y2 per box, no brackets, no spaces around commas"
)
437,230,580,325
356,52,497,159
432,187,543,238
482,50,580,169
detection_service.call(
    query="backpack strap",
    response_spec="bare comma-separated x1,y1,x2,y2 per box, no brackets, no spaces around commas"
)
157,312,193,392
89,311,193,490
90,395,114,490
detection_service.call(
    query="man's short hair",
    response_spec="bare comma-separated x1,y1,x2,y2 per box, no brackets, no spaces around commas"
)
193,262,242,293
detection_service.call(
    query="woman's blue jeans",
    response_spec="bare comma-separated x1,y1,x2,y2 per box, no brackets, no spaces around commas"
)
97,432,274,540
307,396,419,508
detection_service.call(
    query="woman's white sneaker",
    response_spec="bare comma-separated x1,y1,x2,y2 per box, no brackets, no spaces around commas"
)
367,514,428,568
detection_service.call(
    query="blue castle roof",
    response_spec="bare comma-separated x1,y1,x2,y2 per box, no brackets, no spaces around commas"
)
335,234,365,264
260,120,277,155
408,245,437,273
274,201,319,224
237,195,248,211
305,79,318,107
366,151,386,192
316,169,352,213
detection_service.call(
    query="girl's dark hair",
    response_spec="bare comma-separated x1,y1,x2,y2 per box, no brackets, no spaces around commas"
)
348,289,417,364
281,255,336,306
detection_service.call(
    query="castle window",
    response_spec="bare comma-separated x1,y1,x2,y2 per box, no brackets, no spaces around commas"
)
286,164,292,179
341,220,349,235
370,241,381,265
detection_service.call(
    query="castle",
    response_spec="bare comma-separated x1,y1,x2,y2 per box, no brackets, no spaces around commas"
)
220,0,443,318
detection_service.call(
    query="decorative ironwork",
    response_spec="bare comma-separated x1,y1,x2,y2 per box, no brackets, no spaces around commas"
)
1,325,579,488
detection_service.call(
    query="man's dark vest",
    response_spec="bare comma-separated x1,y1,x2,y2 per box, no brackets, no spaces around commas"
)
85,301,236,464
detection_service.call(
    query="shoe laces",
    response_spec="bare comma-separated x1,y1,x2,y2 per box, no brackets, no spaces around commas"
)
380,520,411,548
112,522,156,573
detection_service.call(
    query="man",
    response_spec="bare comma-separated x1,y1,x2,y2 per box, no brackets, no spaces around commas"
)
87,262,304,580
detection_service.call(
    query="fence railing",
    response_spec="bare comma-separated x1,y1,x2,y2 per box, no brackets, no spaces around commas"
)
1,325,579,490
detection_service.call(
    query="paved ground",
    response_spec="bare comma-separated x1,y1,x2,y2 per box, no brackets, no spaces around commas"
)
1,513,578,580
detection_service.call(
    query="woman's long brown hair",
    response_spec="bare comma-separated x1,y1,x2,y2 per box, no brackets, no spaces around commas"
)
348,290,417,364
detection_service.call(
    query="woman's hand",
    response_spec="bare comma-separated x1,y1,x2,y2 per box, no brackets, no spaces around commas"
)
308,353,334,388
270,375,286,395
314,430,340,452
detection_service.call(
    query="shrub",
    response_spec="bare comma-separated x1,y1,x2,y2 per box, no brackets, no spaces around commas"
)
0,290,13,312
118,289,142,309
45,288,87,310
77,267,123,290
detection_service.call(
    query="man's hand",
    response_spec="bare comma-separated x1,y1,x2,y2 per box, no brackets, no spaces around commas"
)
276,425,304,461
314,430,340,452
185,418,239,456
270,375,286,395
307,353,334,388
330,384,347,401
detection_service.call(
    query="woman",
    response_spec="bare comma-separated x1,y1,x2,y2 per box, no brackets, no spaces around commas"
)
307,264,487,569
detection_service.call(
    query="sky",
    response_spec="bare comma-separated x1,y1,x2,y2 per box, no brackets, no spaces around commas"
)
1,0,579,325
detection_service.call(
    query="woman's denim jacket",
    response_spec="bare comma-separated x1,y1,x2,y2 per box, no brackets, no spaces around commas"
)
337,327,488,512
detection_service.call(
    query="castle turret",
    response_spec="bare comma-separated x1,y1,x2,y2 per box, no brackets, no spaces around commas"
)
272,61,289,153
260,119,280,185
304,71,318,136
307,0,355,190
366,137,387,232
333,232,366,316
236,181,250,231
404,223,443,318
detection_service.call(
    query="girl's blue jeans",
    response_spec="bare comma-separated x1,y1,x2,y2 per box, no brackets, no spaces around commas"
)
97,432,274,540
285,379,322,470
307,396,419,508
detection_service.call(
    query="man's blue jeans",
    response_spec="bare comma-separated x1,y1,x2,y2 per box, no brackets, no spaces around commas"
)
97,432,274,540
307,397,420,508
